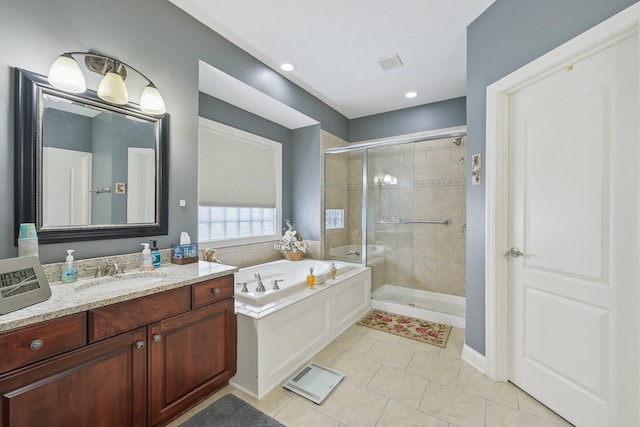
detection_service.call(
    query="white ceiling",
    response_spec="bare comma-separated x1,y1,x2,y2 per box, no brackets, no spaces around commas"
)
171,0,495,121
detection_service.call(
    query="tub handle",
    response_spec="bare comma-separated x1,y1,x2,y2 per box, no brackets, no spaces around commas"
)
237,282,248,293
272,279,283,290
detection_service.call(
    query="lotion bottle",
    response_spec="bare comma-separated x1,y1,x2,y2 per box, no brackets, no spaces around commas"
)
329,263,337,280
140,243,154,271
61,249,78,283
150,240,161,269
306,268,316,288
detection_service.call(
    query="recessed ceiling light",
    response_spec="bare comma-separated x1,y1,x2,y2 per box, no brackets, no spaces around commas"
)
404,91,418,99
280,63,296,72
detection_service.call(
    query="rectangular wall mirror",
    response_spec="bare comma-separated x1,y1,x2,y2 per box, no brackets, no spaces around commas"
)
14,68,169,243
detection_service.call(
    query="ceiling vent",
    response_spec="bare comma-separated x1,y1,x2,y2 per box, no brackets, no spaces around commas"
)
378,54,404,71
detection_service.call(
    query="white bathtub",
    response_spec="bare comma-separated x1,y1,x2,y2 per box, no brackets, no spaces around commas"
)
234,259,351,306
231,259,371,400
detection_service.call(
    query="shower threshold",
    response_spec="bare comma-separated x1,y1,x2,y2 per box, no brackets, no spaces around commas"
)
371,285,465,329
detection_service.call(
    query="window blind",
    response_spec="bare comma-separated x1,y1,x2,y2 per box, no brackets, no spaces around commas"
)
198,119,280,208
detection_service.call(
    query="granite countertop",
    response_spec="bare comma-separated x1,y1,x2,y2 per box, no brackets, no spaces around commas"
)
0,261,239,332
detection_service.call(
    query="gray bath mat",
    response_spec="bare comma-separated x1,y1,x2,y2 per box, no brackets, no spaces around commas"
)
178,394,285,427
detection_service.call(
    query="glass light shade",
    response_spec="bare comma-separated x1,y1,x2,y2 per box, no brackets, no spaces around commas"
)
140,84,166,115
98,71,129,105
48,54,86,93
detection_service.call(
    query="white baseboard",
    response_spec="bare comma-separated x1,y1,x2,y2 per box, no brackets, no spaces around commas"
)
461,344,486,375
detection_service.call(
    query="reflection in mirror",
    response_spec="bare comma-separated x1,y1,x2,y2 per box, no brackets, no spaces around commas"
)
15,68,168,244
42,94,156,227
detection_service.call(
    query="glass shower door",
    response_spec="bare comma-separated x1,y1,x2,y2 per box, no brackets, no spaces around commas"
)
366,144,415,304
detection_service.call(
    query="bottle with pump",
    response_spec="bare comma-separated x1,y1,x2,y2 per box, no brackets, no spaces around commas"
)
140,243,154,271
61,249,78,283
306,268,316,289
150,240,161,269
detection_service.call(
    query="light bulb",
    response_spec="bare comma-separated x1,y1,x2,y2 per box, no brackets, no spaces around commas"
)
140,84,166,115
48,54,86,93
98,71,129,105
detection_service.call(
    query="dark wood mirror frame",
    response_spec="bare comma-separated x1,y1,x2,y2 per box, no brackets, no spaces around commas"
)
14,68,169,244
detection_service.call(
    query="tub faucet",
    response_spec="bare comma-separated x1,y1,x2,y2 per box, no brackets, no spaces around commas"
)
272,279,283,290
254,272,266,292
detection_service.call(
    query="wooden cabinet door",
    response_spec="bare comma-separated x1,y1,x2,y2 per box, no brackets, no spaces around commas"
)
0,328,147,427
148,299,236,427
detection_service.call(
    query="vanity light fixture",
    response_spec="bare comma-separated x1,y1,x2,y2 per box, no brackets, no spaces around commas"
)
48,53,86,93
48,52,166,115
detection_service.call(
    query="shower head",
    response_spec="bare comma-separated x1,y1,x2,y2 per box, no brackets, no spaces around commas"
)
451,137,463,146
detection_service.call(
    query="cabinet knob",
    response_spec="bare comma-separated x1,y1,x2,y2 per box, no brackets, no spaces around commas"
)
211,288,220,295
135,341,145,350
153,334,162,343
29,339,44,351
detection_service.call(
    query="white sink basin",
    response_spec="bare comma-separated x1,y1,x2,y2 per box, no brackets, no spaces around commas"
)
74,274,166,293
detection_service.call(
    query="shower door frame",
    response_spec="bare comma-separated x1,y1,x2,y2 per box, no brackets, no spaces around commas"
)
323,124,467,274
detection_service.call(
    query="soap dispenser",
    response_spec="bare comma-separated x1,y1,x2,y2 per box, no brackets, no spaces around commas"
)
306,268,316,289
140,243,154,271
61,249,78,283
150,240,161,269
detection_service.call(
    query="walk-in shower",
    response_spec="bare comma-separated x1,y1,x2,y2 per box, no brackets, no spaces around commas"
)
323,130,467,327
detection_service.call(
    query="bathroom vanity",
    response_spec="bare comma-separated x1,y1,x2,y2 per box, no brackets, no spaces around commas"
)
0,262,237,427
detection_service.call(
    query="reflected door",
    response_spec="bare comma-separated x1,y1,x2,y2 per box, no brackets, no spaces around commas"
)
42,147,91,226
127,147,155,223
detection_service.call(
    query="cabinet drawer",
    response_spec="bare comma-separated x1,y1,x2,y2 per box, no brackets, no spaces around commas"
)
192,275,234,309
88,287,190,343
0,313,87,374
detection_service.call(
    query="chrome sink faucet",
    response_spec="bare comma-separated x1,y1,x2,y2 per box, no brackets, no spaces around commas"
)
100,262,125,276
254,272,266,292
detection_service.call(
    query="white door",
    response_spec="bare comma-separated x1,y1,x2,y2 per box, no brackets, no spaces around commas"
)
508,33,638,426
127,147,155,223
43,147,92,226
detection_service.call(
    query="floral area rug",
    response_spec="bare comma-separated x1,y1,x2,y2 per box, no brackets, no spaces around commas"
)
357,310,451,348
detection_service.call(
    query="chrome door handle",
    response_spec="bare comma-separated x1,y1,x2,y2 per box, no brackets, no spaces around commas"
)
506,247,525,258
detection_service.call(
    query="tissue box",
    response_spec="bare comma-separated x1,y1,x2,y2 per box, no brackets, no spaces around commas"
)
171,243,198,265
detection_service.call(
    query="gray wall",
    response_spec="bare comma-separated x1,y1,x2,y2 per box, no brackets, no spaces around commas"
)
199,93,292,144
465,0,639,355
43,109,92,152
349,97,466,142
290,125,322,241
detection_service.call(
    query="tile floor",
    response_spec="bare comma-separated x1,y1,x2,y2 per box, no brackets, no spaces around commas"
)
168,323,573,427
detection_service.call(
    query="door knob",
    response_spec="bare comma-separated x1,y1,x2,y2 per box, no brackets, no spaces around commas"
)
506,247,525,258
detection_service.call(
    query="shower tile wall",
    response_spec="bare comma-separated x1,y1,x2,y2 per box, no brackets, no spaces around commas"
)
321,131,354,256
322,132,466,299
364,137,466,298
413,138,466,297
